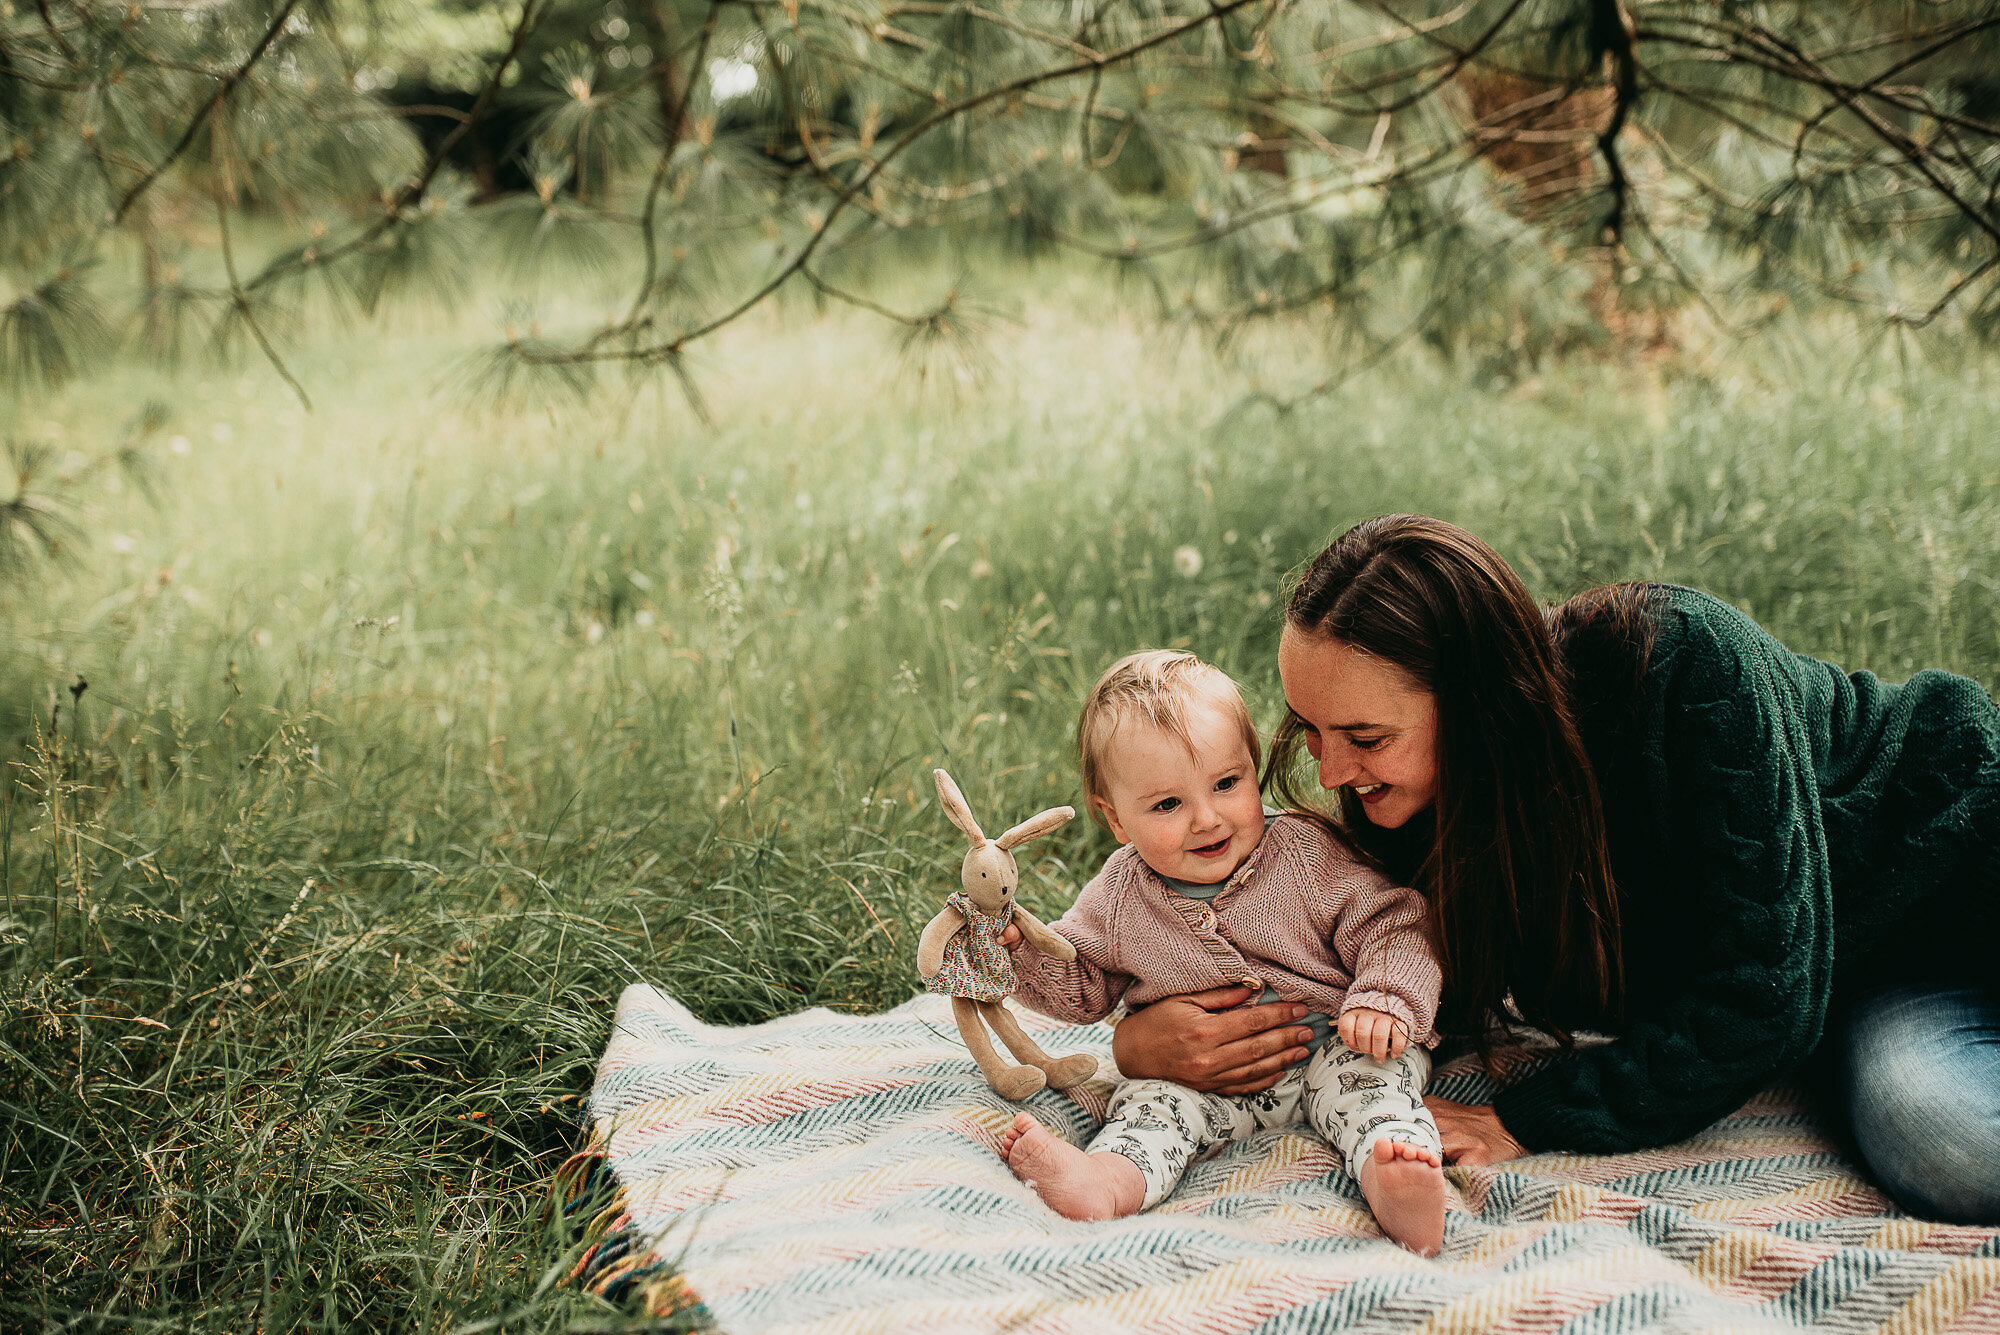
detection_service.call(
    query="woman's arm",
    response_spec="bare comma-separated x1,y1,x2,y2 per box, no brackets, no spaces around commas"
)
1110,987,1315,1095
1494,599,1837,1152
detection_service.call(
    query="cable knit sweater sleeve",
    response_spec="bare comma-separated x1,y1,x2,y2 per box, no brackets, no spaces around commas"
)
1007,860,1135,1025
1493,591,1836,1153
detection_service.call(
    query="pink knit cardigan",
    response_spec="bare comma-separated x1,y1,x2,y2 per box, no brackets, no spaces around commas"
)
1008,814,1442,1046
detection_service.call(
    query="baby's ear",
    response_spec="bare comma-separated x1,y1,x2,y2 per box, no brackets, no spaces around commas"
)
996,806,1073,850
1090,796,1130,845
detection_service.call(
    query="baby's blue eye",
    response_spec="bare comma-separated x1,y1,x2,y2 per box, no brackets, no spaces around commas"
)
1152,797,1180,814
1216,775,1238,792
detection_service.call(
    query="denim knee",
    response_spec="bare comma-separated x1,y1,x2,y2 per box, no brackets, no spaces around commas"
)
1843,983,2000,1225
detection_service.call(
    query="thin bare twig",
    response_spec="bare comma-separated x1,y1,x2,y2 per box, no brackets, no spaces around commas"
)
210,117,311,412
1597,0,1638,244
113,0,304,224
625,1,725,326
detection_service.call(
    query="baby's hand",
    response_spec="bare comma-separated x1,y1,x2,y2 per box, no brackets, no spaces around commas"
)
1337,1007,1409,1062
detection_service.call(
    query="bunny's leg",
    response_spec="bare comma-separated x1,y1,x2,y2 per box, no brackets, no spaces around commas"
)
984,1002,1098,1090
954,997,1046,1099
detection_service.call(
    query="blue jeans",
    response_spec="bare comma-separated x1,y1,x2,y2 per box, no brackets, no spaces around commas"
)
1842,981,2000,1224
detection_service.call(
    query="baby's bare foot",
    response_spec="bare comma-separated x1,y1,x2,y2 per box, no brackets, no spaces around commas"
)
1357,1138,1446,1257
1000,1113,1146,1221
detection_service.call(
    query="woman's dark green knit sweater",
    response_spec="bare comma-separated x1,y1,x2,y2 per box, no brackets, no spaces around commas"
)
1491,585,2000,1153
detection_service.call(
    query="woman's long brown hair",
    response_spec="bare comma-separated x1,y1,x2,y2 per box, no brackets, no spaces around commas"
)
1266,514,1638,1044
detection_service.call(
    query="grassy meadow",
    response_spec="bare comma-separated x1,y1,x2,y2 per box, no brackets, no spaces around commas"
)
4,262,2000,1329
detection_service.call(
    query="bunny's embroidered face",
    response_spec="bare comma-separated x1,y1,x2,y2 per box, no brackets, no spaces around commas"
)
961,842,1017,913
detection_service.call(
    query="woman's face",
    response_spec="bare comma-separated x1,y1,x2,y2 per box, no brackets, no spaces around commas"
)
1277,625,1439,829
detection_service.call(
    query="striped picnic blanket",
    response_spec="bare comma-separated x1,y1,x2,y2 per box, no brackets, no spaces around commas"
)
568,984,2000,1333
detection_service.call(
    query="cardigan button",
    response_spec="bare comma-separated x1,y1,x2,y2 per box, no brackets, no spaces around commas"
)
1200,909,1217,931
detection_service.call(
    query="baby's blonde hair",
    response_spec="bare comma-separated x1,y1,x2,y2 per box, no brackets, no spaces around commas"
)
1077,650,1261,830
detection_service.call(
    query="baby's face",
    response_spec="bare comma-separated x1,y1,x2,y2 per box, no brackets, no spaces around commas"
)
1093,699,1265,885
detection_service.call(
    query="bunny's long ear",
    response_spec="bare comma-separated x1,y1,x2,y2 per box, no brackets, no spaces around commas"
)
934,769,986,846
995,806,1074,850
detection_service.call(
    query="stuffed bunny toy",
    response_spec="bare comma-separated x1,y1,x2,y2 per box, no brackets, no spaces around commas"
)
918,769,1099,1100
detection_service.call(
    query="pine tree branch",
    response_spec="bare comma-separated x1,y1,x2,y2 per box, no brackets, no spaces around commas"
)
1296,0,1481,69
1640,15,2000,141
761,13,909,228
244,0,545,294
625,0,725,326
800,267,930,325
112,0,304,225
543,0,1279,366
33,0,79,67
1054,142,1459,261
1302,0,1535,117
1786,16,2000,151
1596,0,1638,245
1745,21,2000,252
1891,255,2000,330
210,144,310,412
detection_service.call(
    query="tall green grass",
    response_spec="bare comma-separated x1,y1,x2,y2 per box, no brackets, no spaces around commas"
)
4,268,1998,1329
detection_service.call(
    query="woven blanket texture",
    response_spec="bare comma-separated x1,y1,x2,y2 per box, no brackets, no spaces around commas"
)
577,984,2000,1334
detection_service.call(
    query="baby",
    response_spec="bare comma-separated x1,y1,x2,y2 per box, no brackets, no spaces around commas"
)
1000,650,1448,1255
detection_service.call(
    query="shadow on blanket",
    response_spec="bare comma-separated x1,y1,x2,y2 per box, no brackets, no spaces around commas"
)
562,985,2000,1334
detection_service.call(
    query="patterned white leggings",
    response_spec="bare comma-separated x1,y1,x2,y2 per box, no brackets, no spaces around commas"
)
1090,1043,1438,1209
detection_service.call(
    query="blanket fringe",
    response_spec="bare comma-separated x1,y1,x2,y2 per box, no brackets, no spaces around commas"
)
554,1136,708,1322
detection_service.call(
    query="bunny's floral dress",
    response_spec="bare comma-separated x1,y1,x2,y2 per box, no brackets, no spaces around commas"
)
924,893,1015,1003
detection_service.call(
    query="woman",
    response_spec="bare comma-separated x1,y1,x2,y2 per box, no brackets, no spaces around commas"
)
1110,514,2000,1223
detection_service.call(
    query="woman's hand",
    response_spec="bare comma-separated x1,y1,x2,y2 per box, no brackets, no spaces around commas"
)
1424,1096,1527,1166
1337,1007,1408,1062
1109,987,1314,1095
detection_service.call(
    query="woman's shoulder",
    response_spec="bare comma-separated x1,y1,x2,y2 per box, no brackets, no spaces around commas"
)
1556,582,1789,691
1649,584,1773,645
1641,585,1809,697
